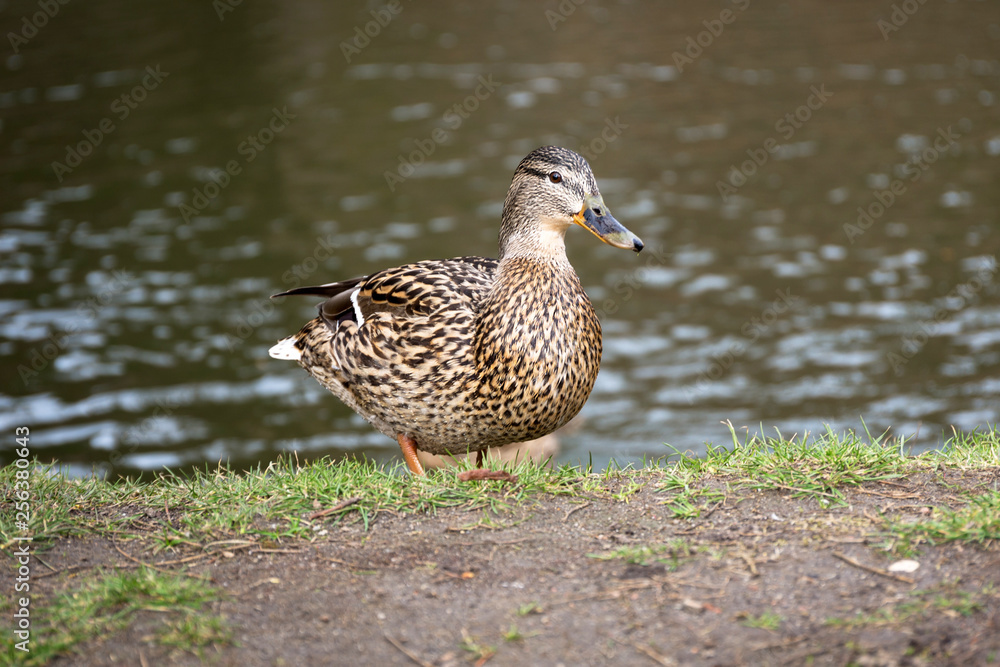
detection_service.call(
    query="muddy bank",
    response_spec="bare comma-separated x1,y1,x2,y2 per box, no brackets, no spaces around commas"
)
26,467,1000,666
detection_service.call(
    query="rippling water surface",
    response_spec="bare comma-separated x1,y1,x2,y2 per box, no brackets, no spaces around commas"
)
1,1,998,476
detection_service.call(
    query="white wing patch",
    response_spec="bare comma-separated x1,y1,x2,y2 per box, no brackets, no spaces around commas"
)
350,287,365,327
268,336,301,361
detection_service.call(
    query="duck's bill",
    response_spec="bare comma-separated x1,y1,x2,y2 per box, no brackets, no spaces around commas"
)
572,194,644,253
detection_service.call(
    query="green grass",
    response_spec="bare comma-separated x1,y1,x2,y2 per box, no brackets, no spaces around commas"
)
656,466,727,518
881,490,1000,556
588,538,693,568
0,456,605,550
516,601,543,616
825,582,992,629
666,421,915,508
1,425,997,553
459,628,496,662
502,622,539,642
926,425,1000,468
740,610,783,631
0,566,228,665
0,425,996,663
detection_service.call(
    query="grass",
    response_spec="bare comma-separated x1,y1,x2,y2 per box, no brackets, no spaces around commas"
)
657,422,999,513
516,601,543,616
502,623,538,642
740,610,783,631
0,455,606,551
881,489,1000,556
0,566,228,665
1,425,996,552
459,628,496,662
665,421,914,508
657,467,727,518
927,425,1000,468
0,425,996,664
825,582,994,629
588,538,693,568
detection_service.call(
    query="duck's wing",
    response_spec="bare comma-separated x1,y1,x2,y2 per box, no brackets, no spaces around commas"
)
272,276,367,330
273,256,497,332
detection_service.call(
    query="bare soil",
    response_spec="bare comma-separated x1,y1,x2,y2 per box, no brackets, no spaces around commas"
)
39,469,1000,666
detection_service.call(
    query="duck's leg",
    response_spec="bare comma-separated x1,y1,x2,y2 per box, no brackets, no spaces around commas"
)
396,433,425,476
476,449,485,467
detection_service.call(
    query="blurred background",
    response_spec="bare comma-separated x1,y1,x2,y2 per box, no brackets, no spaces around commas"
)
1,0,998,478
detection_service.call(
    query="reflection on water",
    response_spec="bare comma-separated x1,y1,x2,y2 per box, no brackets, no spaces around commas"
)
1,1,998,476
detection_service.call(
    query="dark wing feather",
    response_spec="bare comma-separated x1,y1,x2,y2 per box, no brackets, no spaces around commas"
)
272,276,368,330
271,277,367,300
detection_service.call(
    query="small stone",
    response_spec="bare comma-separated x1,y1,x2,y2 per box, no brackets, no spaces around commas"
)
888,559,920,573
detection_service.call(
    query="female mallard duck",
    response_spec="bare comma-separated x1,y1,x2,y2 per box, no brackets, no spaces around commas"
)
269,146,642,475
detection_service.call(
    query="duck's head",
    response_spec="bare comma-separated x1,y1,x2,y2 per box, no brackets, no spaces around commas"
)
498,146,643,261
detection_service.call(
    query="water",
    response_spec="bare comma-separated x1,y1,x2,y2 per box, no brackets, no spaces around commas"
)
2,1,999,477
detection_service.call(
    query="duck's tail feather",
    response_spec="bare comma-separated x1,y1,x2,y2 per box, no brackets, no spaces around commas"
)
268,335,302,361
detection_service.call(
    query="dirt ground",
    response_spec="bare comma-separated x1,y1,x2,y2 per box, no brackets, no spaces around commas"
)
37,468,1000,666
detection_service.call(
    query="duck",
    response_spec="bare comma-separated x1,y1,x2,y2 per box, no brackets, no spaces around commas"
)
268,146,643,476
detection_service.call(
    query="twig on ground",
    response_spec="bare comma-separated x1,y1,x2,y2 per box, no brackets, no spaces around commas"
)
857,488,921,500
35,555,57,572
555,579,660,605
114,543,210,580
631,641,677,666
308,497,361,520
752,635,810,652
154,542,256,567
832,551,915,584
35,564,88,580
451,537,534,547
773,484,841,502
702,500,725,519
381,625,434,667
739,551,759,577
564,501,592,522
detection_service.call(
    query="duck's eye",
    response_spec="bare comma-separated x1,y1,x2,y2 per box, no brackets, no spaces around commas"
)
548,171,563,184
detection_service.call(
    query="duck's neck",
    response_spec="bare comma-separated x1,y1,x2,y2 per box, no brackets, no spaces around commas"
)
497,210,573,269
492,221,582,308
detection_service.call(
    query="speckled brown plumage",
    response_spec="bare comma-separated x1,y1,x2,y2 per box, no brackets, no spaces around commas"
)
269,146,642,473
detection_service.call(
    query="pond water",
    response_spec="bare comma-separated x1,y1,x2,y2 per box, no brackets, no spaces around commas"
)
2,1,999,477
